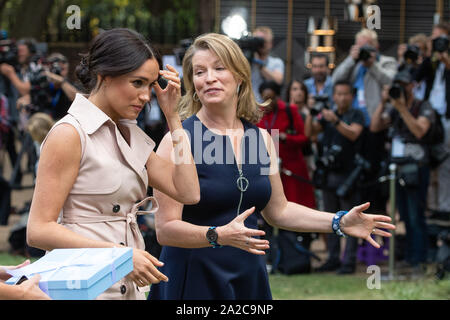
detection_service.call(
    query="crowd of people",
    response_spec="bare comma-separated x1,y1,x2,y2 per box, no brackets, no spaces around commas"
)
0,21,448,300
251,24,450,277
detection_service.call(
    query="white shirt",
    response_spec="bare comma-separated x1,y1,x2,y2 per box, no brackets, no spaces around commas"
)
429,62,447,116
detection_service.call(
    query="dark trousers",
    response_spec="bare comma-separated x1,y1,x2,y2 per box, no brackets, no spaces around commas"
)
0,175,11,225
396,165,430,266
322,188,361,267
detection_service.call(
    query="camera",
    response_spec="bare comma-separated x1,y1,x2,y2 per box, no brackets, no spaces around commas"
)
336,154,371,197
28,64,52,112
310,95,329,116
404,44,420,64
0,38,18,68
358,45,376,62
49,62,62,76
388,83,404,100
312,144,343,188
235,36,265,63
388,64,414,100
173,38,193,66
432,35,449,53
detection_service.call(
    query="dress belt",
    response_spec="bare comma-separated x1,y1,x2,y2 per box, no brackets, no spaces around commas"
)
60,196,159,250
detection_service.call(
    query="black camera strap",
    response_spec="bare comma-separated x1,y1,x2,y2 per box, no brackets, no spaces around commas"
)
284,103,296,134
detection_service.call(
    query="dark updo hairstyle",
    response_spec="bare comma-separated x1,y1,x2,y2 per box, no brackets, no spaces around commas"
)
75,28,162,93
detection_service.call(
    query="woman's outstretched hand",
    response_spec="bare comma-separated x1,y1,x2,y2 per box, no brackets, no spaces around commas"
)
217,207,270,255
341,202,396,248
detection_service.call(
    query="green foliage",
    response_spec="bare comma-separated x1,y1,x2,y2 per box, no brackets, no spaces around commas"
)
0,0,199,44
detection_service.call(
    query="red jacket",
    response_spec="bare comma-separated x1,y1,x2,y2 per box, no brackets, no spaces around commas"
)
258,99,316,208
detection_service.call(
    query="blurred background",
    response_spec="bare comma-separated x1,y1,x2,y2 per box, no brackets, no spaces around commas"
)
0,0,449,299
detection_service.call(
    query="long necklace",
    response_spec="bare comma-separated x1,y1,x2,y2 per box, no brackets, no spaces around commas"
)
235,132,249,216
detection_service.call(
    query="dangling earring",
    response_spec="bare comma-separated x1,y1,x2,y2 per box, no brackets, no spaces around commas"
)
236,84,241,96
193,91,199,102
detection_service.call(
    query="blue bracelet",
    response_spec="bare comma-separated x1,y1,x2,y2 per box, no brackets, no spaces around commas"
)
332,210,348,238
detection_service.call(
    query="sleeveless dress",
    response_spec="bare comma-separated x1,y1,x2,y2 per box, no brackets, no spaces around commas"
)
41,94,158,300
149,114,273,300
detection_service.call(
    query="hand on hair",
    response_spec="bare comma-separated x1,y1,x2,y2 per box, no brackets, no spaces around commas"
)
154,64,181,119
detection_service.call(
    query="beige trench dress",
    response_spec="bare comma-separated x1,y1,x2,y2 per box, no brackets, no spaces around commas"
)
41,94,158,300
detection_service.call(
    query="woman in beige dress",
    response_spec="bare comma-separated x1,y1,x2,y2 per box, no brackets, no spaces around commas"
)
26,28,200,300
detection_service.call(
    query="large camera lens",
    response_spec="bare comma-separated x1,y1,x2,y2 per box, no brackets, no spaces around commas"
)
432,36,450,53
358,45,375,61
404,44,419,63
389,83,403,100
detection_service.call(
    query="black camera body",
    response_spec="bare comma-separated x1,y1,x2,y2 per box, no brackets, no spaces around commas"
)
0,39,18,69
313,144,343,188
388,64,414,100
336,154,371,197
432,35,450,53
173,38,193,66
404,44,420,63
310,95,330,116
389,83,404,100
50,62,62,76
28,64,52,112
358,45,376,62
235,36,265,63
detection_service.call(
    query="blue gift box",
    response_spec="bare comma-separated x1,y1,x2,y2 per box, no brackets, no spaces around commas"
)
6,247,133,300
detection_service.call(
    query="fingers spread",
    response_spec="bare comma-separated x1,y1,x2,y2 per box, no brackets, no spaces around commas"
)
366,236,381,249
374,221,396,230
355,202,371,212
238,206,255,221
372,229,393,237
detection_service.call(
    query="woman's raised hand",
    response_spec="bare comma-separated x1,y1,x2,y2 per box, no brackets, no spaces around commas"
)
153,64,181,119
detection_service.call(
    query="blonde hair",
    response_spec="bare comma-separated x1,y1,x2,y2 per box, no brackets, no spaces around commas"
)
253,26,273,41
409,33,428,52
27,113,55,144
356,28,378,46
178,33,264,124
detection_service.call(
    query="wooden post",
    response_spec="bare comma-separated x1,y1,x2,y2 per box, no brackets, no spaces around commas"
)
286,0,293,84
400,0,406,44
214,0,221,33
251,0,257,32
436,0,444,21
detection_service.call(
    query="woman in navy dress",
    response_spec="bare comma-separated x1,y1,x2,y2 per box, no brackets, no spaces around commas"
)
149,33,395,300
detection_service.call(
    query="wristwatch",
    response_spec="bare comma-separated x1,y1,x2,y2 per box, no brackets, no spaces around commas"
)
206,226,222,248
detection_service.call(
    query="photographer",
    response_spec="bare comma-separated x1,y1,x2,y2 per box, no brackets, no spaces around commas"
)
251,26,285,102
42,53,77,120
0,38,35,98
304,53,333,108
257,80,316,271
0,38,37,185
333,28,396,216
397,34,429,100
332,29,397,126
371,67,435,276
414,23,450,221
306,80,365,274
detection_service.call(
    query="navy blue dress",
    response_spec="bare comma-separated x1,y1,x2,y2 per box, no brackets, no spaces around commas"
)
149,114,273,300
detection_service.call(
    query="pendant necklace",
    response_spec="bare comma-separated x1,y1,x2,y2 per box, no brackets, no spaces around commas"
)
235,133,249,216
